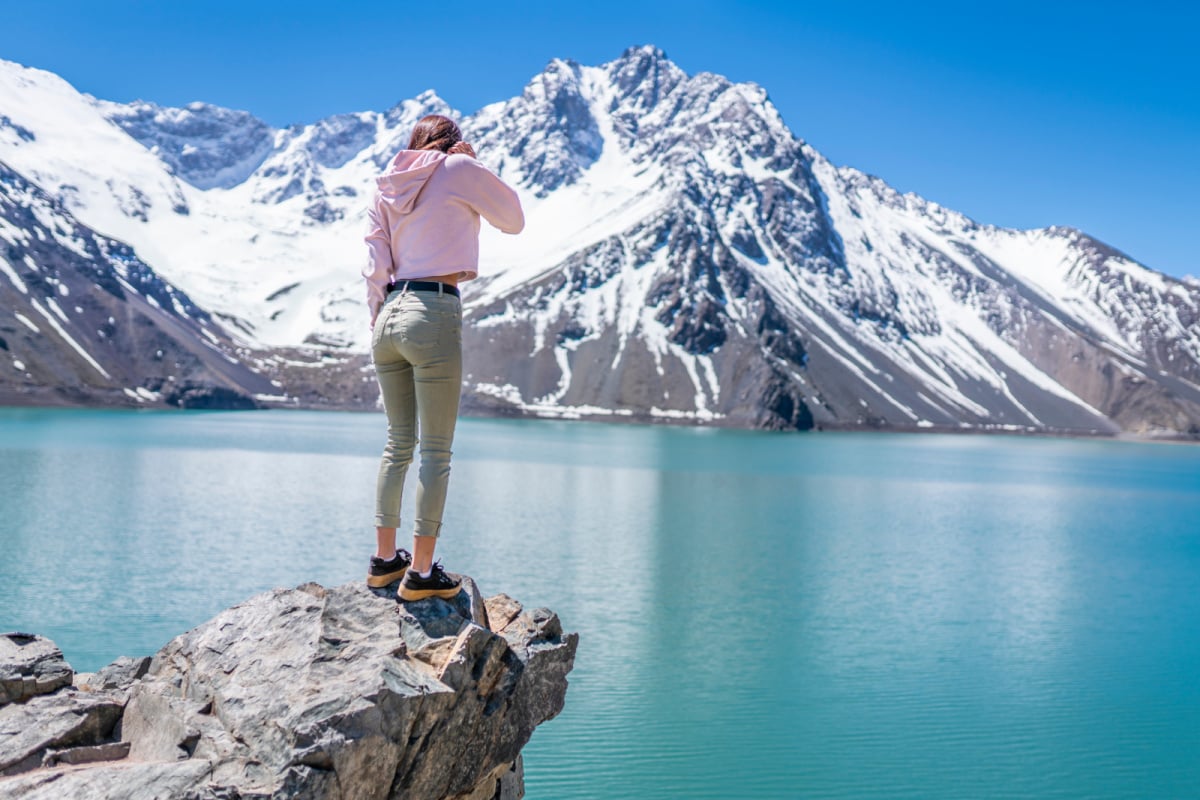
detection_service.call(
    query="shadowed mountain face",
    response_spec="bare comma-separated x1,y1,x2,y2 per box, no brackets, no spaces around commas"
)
2,47,1198,435
0,161,273,408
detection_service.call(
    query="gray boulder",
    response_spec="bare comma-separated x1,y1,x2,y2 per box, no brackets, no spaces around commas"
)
86,655,154,692
0,579,577,799
0,633,74,707
0,688,125,776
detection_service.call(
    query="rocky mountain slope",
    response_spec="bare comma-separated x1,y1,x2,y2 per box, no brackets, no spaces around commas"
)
1,47,1197,435
456,49,1200,434
0,160,274,408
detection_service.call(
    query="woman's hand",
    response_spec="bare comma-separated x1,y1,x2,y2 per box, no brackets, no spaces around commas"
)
448,141,476,159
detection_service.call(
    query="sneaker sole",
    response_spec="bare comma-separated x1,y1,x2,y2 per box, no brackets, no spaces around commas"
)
366,568,409,588
398,585,462,601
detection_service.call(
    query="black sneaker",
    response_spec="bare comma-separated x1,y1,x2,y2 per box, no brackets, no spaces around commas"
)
399,561,462,601
367,549,412,588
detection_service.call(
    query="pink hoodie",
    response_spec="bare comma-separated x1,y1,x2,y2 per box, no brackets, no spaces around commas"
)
363,150,524,323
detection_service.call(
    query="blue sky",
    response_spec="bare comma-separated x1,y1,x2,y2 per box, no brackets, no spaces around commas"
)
3,0,1197,278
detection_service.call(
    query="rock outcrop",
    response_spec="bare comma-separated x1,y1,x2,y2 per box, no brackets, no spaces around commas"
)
0,633,74,706
0,578,577,799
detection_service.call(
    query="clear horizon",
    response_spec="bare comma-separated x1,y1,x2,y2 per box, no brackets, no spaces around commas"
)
2,0,1196,279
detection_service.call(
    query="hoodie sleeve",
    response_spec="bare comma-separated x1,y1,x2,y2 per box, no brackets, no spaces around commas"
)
363,202,393,326
448,155,525,234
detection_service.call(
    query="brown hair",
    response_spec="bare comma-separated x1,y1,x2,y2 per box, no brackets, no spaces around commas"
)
407,114,462,152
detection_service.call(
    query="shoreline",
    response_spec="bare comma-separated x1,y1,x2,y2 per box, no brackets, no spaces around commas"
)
2,399,1197,446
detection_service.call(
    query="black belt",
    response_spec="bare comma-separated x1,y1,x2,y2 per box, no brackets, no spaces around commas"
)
386,280,460,298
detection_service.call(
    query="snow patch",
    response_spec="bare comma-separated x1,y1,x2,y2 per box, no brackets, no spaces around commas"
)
474,382,524,405
30,297,110,378
14,312,40,332
0,256,27,293
122,387,161,402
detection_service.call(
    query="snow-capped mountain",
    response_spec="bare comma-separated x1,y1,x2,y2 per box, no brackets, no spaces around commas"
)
0,159,274,407
0,58,452,350
453,49,1200,434
1,47,1197,435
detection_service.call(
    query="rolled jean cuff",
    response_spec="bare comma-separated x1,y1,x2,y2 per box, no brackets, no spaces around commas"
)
375,513,402,528
413,519,442,538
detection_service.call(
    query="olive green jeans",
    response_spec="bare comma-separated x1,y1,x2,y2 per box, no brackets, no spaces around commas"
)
372,287,462,537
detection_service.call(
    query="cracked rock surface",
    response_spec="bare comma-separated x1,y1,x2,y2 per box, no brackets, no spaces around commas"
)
0,578,577,799
0,633,74,707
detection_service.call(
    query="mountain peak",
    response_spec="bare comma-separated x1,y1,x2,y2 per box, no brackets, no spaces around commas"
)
517,57,590,106
0,58,67,92
617,44,670,63
412,88,447,108
605,44,685,109
384,89,454,126
102,99,276,190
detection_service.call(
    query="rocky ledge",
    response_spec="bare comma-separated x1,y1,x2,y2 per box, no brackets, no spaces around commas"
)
0,578,577,799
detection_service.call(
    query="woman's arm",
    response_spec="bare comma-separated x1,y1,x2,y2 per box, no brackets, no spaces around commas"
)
446,152,525,234
363,204,394,326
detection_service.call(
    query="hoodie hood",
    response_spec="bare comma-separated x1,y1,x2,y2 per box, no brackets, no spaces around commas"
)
375,150,447,214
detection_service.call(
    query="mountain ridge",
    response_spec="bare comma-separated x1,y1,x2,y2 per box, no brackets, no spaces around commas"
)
0,158,274,408
1,46,1197,436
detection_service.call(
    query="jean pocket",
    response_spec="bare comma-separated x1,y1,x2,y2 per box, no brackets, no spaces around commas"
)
372,305,393,351
402,305,450,351
400,309,444,350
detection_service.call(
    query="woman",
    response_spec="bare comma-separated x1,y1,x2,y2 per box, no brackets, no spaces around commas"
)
363,114,524,600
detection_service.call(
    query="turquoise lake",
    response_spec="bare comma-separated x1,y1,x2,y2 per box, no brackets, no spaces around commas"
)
2,408,1198,798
